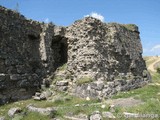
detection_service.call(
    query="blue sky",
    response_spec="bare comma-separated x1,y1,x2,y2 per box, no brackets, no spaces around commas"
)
0,0,160,56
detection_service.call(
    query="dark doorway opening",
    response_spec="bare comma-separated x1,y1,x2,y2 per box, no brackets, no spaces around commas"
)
51,35,68,68
59,42,68,64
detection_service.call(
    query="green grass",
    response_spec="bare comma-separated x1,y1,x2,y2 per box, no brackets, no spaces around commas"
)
58,64,67,71
23,112,50,120
46,95,107,119
110,62,160,120
110,56,160,119
0,99,57,119
111,57,160,100
111,85,160,102
112,67,160,101
111,98,160,120
1,56,160,120
57,104,109,118
0,99,34,116
151,72,160,83
76,77,93,85
126,99,160,114
52,63,69,84
122,24,137,31
0,94,103,119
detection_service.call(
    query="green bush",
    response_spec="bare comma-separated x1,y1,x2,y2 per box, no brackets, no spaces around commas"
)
157,67,160,74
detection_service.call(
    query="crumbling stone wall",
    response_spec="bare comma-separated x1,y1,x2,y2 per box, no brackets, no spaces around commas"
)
65,17,147,81
0,6,151,103
0,6,43,104
0,6,66,104
64,17,151,98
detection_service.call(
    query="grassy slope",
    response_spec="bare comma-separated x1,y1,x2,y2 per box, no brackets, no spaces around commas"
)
111,56,160,119
0,56,160,120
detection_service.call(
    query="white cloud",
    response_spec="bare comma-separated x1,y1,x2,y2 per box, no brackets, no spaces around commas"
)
84,12,105,22
143,48,148,52
44,18,49,23
150,44,160,52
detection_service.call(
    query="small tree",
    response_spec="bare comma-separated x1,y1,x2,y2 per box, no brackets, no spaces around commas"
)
157,67,160,74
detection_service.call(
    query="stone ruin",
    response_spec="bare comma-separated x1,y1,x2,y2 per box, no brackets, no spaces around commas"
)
0,6,151,104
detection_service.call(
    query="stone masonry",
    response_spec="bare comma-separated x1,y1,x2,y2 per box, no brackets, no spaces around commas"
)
63,17,151,98
0,6,151,104
0,6,67,104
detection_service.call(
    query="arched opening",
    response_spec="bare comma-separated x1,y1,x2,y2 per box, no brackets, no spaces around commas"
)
51,35,68,68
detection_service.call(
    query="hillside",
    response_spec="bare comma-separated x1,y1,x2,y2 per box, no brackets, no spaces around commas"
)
144,56,160,73
0,56,159,120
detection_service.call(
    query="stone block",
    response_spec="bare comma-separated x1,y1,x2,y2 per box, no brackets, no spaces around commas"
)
8,107,22,117
10,74,21,81
89,111,102,120
0,74,9,81
102,112,116,119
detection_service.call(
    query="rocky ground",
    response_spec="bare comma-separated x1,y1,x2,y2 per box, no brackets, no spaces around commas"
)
0,56,159,120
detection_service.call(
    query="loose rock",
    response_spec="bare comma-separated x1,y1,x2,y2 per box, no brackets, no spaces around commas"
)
56,81,68,86
89,111,102,120
8,107,22,117
0,116,5,120
27,104,56,116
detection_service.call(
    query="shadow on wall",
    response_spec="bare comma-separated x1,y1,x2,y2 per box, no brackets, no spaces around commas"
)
51,35,68,68
28,34,42,73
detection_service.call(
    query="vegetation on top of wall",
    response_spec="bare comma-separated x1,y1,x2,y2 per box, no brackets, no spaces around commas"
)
122,24,137,31
107,22,138,32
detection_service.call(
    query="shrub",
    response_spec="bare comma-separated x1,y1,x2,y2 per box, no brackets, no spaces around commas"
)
157,67,160,74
